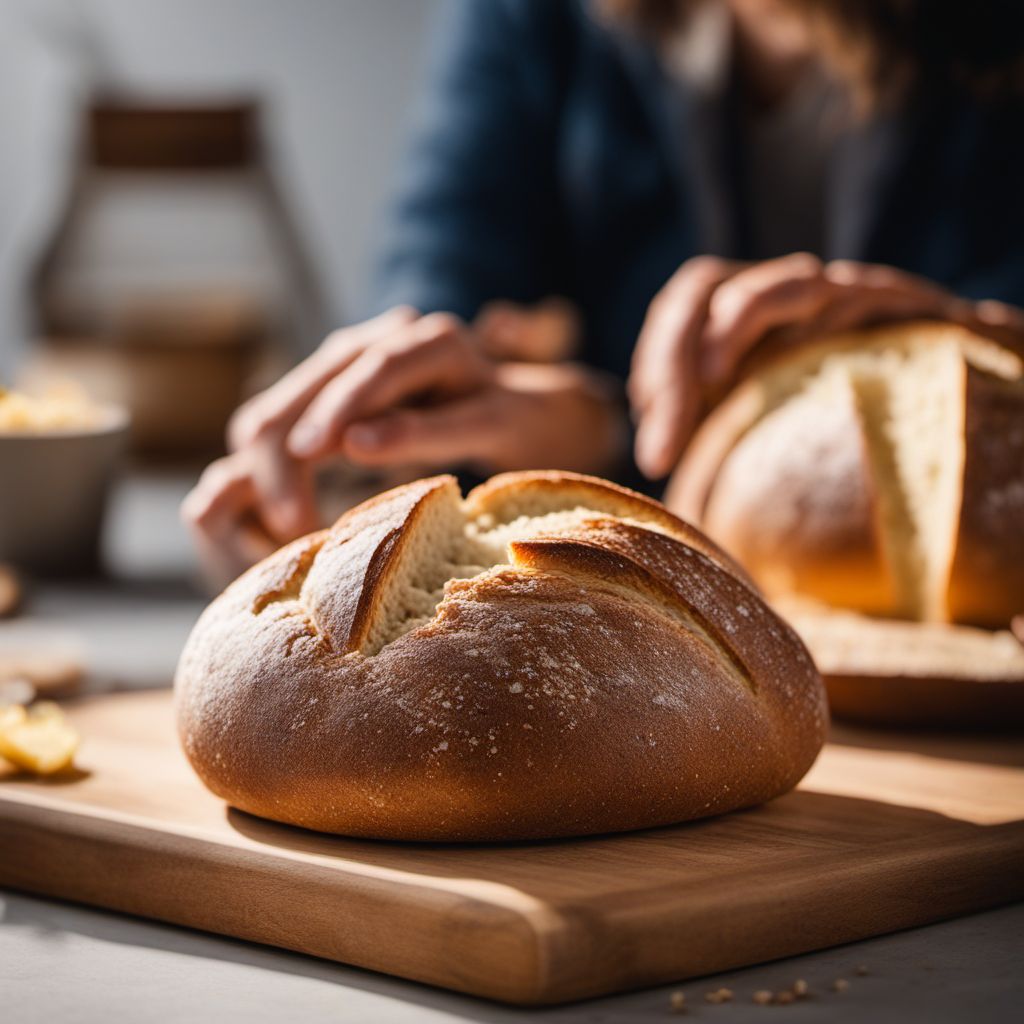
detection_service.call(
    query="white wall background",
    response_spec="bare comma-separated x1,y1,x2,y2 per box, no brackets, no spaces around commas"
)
0,0,443,377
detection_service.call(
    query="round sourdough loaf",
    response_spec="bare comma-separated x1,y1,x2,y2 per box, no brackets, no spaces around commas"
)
175,471,826,841
668,322,1024,628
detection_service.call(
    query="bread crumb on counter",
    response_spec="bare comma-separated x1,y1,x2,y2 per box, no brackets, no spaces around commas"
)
704,987,733,1003
669,965,872,1012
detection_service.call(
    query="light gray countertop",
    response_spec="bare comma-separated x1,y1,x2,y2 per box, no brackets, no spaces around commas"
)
3,893,1022,1024
1,474,1022,1023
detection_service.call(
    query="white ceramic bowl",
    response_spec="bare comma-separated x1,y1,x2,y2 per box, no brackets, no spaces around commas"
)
0,406,129,575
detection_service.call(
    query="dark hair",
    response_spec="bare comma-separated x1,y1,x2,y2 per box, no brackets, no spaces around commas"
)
599,0,1024,108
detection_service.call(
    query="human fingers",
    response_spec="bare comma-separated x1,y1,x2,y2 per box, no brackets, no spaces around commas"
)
786,262,968,341
944,295,1024,354
228,305,417,452
339,395,500,469
823,265,1024,353
629,257,730,414
286,312,493,460
181,454,260,537
474,300,523,359
970,298,1024,334
181,455,278,586
701,252,832,387
247,436,320,539
476,298,580,362
630,256,737,478
228,307,416,535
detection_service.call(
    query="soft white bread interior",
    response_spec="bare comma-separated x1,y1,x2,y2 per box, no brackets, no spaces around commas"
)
342,472,747,656
175,471,826,842
778,599,1024,681
671,322,1024,627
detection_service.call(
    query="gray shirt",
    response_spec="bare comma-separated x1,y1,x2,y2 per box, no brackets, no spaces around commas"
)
665,3,849,259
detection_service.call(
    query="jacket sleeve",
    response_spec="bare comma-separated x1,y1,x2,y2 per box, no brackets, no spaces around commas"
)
953,98,1024,309
369,0,569,321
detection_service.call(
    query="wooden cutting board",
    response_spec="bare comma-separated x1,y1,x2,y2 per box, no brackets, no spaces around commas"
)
1,690,1023,1005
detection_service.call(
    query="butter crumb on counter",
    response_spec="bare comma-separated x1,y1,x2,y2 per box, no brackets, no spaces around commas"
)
0,701,79,775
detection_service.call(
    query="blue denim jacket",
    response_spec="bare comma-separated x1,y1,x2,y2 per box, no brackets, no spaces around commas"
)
373,0,1024,382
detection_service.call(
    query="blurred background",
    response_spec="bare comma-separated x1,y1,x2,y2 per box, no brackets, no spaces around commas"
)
1,0,1022,705
0,0,441,377
0,1,441,686
0,0,442,575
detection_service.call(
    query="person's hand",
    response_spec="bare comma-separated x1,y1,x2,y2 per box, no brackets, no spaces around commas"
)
473,297,581,363
182,307,624,584
628,252,1024,479
180,450,283,589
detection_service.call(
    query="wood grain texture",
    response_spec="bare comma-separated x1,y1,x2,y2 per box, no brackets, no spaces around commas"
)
1,690,1023,1005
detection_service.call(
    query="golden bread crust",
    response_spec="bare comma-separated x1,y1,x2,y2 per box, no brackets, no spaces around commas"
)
698,372,897,615
467,469,751,582
669,322,1024,627
947,365,1024,624
299,475,457,652
175,471,827,841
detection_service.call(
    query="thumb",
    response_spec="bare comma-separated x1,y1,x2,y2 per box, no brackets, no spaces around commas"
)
634,386,700,480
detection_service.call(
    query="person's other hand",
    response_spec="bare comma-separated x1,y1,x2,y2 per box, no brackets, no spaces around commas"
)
181,450,282,589
182,307,624,584
628,253,1024,479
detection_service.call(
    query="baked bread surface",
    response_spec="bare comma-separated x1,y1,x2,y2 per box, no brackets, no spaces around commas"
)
669,322,1024,627
175,471,826,841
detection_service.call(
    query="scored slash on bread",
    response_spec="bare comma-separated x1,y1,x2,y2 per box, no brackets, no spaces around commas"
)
175,471,826,842
509,521,758,694
669,322,1024,628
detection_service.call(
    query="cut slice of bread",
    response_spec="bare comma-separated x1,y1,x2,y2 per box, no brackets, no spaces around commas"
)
841,336,966,620
777,600,1024,729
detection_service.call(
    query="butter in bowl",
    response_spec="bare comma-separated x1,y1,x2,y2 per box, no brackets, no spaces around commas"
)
0,383,128,576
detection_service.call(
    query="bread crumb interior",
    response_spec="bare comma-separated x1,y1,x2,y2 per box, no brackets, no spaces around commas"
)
362,487,671,655
844,341,963,620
